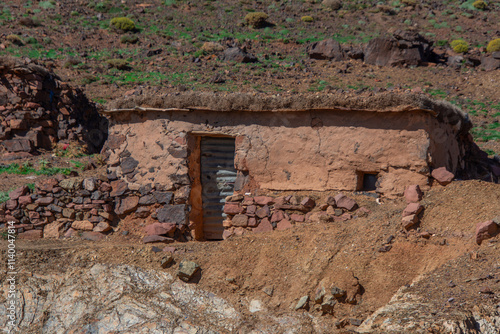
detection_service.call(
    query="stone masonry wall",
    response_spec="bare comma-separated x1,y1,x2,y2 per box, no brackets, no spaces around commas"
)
220,192,369,240
0,176,191,241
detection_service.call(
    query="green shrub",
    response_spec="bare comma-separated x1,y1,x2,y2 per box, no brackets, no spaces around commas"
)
0,191,9,204
473,0,487,9
322,0,341,10
120,35,139,44
25,36,38,44
244,12,269,29
110,17,136,32
486,38,500,53
6,34,24,46
18,17,39,27
39,1,56,9
451,39,469,53
106,58,130,70
301,16,314,22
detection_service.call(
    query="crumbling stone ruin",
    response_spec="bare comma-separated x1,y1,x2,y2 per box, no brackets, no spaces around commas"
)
0,56,107,157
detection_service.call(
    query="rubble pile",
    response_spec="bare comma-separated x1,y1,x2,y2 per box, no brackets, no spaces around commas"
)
0,56,107,157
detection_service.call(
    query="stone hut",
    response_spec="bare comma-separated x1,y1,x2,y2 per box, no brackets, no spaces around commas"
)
101,92,492,240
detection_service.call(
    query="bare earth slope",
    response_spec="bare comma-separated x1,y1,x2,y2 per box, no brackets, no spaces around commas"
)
1,180,499,333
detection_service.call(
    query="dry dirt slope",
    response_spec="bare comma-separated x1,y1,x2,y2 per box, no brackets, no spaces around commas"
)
1,180,499,333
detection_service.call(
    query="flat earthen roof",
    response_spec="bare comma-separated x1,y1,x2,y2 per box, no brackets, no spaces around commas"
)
104,92,470,132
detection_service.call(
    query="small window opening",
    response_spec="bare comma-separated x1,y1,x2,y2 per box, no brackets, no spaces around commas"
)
357,172,378,191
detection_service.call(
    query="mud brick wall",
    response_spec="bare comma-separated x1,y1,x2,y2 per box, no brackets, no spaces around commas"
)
0,56,107,155
221,193,369,239
0,177,191,241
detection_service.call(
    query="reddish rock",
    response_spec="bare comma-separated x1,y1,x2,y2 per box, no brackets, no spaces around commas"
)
110,180,128,197
225,194,244,202
248,217,258,227
271,210,285,223
19,229,43,240
307,211,330,223
254,196,274,206
403,203,424,217
232,227,245,236
274,196,287,206
256,205,270,219
2,138,32,152
419,232,431,239
18,195,32,206
44,221,65,238
157,205,187,225
72,220,94,231
9,119,27,130
93,221,112,233
334,193,358,211
290,213,305,222
29,211,40,220
254,218,273,233
37,178,59,192
100,182,112,192
5,199,17,210
9,185,29,200
334,213,352,222
356,207,371,217
144,222,176,236
222,229,234,240
404,185,423,203
431,167,454,185
307,39,344,61
163,246,176,253
242,196,254,205
143,235,174,244
36,197,54,205
300,197,316,208
81,231,106,242
231,214,248,227
364,32,432,67
276,219,293,231
246,205,257,216
223,202,243,215
115,196,139,215
402,215,419,230
326,196,336,207
64,228,77,238
475,220,499,245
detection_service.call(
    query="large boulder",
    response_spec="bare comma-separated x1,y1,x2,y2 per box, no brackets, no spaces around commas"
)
307,39,344,61
220,47,258,63
431,167,454,185
1,138,33,152
475,220,499,245
480,55,500,71
364,30,433,67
